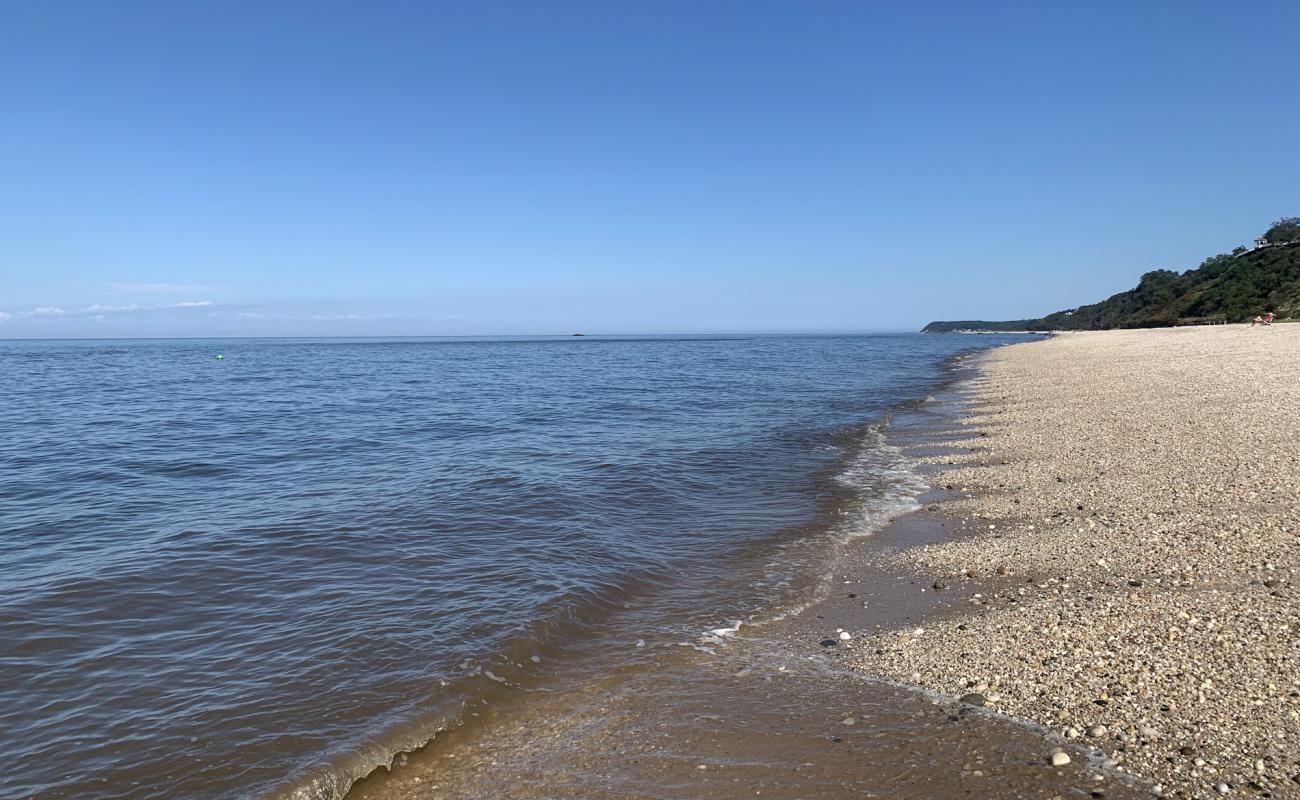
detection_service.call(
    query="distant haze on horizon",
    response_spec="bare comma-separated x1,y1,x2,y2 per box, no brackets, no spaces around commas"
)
3,1,1298,339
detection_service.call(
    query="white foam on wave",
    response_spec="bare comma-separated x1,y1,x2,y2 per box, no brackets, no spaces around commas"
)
831,425,928,535
696,422,930,642
699,619,744,645
710,621,742,637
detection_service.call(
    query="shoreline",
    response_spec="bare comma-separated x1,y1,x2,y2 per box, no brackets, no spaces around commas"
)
839,326,1300,797
345,335,1153,800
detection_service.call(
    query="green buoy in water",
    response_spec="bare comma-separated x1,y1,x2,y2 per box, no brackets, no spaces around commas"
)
216,354,224,360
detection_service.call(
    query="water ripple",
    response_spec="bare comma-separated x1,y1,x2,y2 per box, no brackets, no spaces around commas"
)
0,333,1032,800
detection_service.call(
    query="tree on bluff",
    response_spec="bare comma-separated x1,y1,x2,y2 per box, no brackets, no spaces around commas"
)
1132,269,1186,308
1264,217,1300,244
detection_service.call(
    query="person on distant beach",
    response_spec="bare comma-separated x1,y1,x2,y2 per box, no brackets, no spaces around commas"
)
1251,311,1275,326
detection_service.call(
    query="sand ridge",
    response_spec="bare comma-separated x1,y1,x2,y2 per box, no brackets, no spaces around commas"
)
849,325,1300,798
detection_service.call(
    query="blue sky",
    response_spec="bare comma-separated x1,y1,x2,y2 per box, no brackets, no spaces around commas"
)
2,1,1298,337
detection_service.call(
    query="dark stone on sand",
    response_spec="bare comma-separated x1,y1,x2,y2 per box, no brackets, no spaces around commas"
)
847,593,857,598
932,581,946,591
1179,746,1196,756
1128,579,1143,587
959,693,987,707
820,639,838,647
1264,579,1280,589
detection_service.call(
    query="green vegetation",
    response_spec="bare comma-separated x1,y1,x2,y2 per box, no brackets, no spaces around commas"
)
923,220,1300,332
919,319,1041,333
1264,217,1300,245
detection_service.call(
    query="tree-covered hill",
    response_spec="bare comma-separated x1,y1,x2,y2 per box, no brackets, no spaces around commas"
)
923,218,1300,332
919,319,1042,333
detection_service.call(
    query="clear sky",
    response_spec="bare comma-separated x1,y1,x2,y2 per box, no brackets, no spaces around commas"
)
3,1,1298,337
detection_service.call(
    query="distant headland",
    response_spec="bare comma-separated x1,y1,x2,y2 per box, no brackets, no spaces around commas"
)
924,217,1300,332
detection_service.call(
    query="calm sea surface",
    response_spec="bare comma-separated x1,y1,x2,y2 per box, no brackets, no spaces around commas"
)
0,333,1031,799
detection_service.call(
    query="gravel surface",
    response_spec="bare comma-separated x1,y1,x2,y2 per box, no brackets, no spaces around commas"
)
848,325,1300,798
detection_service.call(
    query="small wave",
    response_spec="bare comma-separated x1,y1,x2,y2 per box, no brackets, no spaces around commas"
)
123,459,235,478
261,565,674,800
698,420,930,641
833,426,929,534
700,619,745,646
708,621,743,638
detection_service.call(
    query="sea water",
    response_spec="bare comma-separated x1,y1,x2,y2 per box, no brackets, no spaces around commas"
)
0,333,1032,799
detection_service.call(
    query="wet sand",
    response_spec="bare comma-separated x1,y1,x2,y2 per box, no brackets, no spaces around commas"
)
349,595,1147,800
847,326,1300,797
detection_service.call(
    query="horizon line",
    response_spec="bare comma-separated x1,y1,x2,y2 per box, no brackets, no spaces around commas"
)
0,328,936,343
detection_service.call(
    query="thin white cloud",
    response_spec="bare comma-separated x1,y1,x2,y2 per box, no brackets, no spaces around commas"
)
0,301,389,327
0,301,214,322
84,304,144,313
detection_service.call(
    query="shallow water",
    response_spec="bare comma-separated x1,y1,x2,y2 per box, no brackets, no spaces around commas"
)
0,333,1031,799
350,631,1149,800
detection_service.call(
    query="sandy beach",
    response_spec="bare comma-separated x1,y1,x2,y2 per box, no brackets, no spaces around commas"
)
848,325,1300,797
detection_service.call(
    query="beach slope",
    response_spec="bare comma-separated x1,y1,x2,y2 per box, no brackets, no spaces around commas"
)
851,325,1300,796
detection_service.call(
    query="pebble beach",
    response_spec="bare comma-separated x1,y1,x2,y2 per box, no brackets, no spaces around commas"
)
849,325,1300,798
